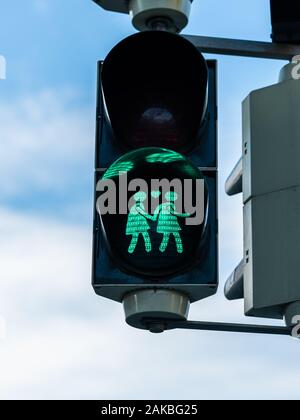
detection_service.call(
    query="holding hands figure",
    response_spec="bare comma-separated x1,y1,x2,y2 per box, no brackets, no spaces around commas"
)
126,191,190,254
153,192,190,254
126,192,154,254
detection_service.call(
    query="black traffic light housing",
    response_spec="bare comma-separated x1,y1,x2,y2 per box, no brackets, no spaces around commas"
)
270,0,300,44
92,31,218,303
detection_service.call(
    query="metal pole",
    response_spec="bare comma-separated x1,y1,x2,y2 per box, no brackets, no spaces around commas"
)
184,35,300,60
225,157,243,196
144,319,292,336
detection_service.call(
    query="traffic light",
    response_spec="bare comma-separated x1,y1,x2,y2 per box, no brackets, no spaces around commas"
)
225,62,300,326
270,0,300,44
92,31,218,327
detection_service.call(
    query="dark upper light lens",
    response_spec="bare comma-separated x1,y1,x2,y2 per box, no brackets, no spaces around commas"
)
101,31,208,152
131,106,181,149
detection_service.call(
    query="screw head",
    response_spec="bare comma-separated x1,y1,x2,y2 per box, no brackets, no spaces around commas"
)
149,323,166,334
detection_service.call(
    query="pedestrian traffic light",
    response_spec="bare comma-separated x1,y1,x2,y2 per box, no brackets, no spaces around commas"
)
270,0,300,44
225,62,300,327
92,31,218,327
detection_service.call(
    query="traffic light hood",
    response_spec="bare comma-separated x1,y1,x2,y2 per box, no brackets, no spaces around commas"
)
101,31,208,152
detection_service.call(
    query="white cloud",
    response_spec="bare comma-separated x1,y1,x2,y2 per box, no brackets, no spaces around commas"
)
0,90,94,197
0,207,91,313
0,207,299,400
0,316,6,341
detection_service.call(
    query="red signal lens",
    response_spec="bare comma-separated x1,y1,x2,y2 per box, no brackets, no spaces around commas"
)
130,105,182,149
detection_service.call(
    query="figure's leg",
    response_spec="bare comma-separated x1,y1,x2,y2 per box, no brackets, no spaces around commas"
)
128,234,139,254
173,232,183,253
159,233,170,253
142,232,152,253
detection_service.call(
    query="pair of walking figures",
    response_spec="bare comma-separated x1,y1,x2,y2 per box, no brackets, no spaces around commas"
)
126,191,190,254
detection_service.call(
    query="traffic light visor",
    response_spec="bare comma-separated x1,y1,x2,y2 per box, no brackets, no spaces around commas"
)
101,31,208,151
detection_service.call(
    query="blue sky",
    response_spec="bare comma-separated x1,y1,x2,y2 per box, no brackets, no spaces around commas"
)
0,0,299,400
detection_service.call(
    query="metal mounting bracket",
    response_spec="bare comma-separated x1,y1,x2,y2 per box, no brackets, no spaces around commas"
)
183,35,300,61
143,318,293,336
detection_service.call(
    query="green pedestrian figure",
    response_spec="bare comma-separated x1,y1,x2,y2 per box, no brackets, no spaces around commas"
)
126,191,154,254
154,192,190,254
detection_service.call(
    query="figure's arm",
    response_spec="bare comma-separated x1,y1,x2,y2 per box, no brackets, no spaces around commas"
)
152,204,163,220
171,206,193,218
174,212,192,218
137,206,156,221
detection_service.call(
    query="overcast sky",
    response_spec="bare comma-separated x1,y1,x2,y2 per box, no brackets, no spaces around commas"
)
0,0,299,400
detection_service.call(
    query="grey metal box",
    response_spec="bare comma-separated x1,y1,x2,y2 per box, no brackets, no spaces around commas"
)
244,185,300,319
243,77,300,204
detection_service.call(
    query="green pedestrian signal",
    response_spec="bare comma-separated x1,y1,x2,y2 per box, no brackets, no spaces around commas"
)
97,147,209,277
